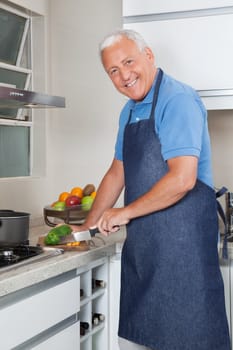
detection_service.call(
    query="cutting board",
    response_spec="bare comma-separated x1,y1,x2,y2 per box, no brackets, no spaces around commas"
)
37,235,90,251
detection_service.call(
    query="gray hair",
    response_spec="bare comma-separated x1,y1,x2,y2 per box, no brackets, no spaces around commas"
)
99,29,148,56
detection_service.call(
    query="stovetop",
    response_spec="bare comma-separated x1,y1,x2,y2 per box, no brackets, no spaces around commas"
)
0,243,64,274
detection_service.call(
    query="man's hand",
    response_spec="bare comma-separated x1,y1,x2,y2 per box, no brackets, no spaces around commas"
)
97,207,129,235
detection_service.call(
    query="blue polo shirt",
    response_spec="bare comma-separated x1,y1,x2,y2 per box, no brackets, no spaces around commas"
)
114,70,213,188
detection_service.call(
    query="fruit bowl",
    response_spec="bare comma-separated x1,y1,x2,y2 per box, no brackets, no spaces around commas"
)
43,204,90,227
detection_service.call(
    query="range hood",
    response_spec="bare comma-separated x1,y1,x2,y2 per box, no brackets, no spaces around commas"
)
0,85,65,109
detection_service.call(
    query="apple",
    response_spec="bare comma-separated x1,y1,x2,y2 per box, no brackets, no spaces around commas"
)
81,195,94,211
52,201,66,211
65,195,81,207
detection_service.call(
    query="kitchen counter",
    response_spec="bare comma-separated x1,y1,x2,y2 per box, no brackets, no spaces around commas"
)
0,225,232,299
0,226,231,350
0,225,126,298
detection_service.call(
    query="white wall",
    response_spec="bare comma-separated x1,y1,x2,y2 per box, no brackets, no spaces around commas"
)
46,0,125,203
209,110,233,191
208,109,233,215
0,0,124,223
0,0,232,224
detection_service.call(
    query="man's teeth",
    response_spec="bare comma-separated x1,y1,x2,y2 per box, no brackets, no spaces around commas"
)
126,79,137,87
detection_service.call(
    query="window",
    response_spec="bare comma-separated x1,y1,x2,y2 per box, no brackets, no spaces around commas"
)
0,124,30,177
0,4,33,177
0,7,28,65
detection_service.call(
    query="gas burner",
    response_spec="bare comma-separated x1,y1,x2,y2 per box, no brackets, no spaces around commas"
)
0,245,43,268
0,250,19,265
0,243,64,274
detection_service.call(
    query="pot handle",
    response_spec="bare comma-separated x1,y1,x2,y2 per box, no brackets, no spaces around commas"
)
0,209,15,213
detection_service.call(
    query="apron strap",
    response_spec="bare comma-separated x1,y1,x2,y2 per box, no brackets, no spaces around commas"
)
127,68,164,126
150,68,163,120
216,186,229,259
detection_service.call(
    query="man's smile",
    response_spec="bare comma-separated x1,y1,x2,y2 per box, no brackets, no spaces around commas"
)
125,78,138,88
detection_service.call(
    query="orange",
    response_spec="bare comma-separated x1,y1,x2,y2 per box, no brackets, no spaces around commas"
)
58,191,70,202
70,187,83,198
90,191,97,199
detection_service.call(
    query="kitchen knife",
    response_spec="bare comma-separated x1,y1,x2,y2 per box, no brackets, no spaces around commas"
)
59,227,99,244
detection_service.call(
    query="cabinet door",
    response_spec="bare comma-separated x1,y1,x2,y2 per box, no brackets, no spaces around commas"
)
220,259,231,335
32,322,80,350
123,0,233,16
109,254,121,350
0,276,80,349
230,260,233,346
124,13,233,90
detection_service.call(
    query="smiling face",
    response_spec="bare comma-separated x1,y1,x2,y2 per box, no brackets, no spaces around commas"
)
101,36,157,101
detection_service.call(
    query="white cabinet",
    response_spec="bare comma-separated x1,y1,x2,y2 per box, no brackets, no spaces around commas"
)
123,1,233,95
0,272,80,350
78,257,109,350
220,259,231,337
123,0,233,16
32,322,80,350
0,254,120,350
230,260,233,349
109,253,121,350
219,257,233,350
124,12,233,91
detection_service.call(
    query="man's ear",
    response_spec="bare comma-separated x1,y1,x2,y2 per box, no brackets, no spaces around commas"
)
144,47,155,63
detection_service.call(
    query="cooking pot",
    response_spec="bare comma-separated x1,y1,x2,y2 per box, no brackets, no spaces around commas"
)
0,210,30,244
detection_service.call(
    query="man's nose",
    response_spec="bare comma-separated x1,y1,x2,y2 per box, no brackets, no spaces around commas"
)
120,67,130,81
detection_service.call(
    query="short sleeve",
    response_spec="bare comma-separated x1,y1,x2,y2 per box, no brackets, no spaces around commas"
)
158,94,205,161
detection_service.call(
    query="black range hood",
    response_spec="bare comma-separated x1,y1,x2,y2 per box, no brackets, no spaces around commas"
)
0,86,65,109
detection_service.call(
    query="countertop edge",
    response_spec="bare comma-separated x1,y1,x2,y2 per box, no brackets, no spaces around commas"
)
0,225,126,298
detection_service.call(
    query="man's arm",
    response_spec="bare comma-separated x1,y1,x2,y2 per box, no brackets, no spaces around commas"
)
97,155,198,233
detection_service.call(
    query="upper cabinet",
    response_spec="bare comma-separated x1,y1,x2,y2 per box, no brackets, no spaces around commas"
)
124,13,233,91
123,0,233,16
123,2,233,109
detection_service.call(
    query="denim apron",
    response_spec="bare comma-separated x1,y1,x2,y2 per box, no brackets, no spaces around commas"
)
118,69,230,350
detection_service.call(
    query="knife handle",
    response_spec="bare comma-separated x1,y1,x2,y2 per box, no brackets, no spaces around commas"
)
89,227,99,236
89,225,120,236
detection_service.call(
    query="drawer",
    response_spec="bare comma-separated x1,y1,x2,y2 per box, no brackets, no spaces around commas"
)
31,322,80,350
0,276,80,349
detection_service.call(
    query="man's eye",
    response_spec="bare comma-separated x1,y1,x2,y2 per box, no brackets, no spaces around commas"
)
126,59,133,65
110,69,118,76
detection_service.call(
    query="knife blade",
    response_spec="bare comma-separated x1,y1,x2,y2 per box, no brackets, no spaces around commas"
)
59,227,99,244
